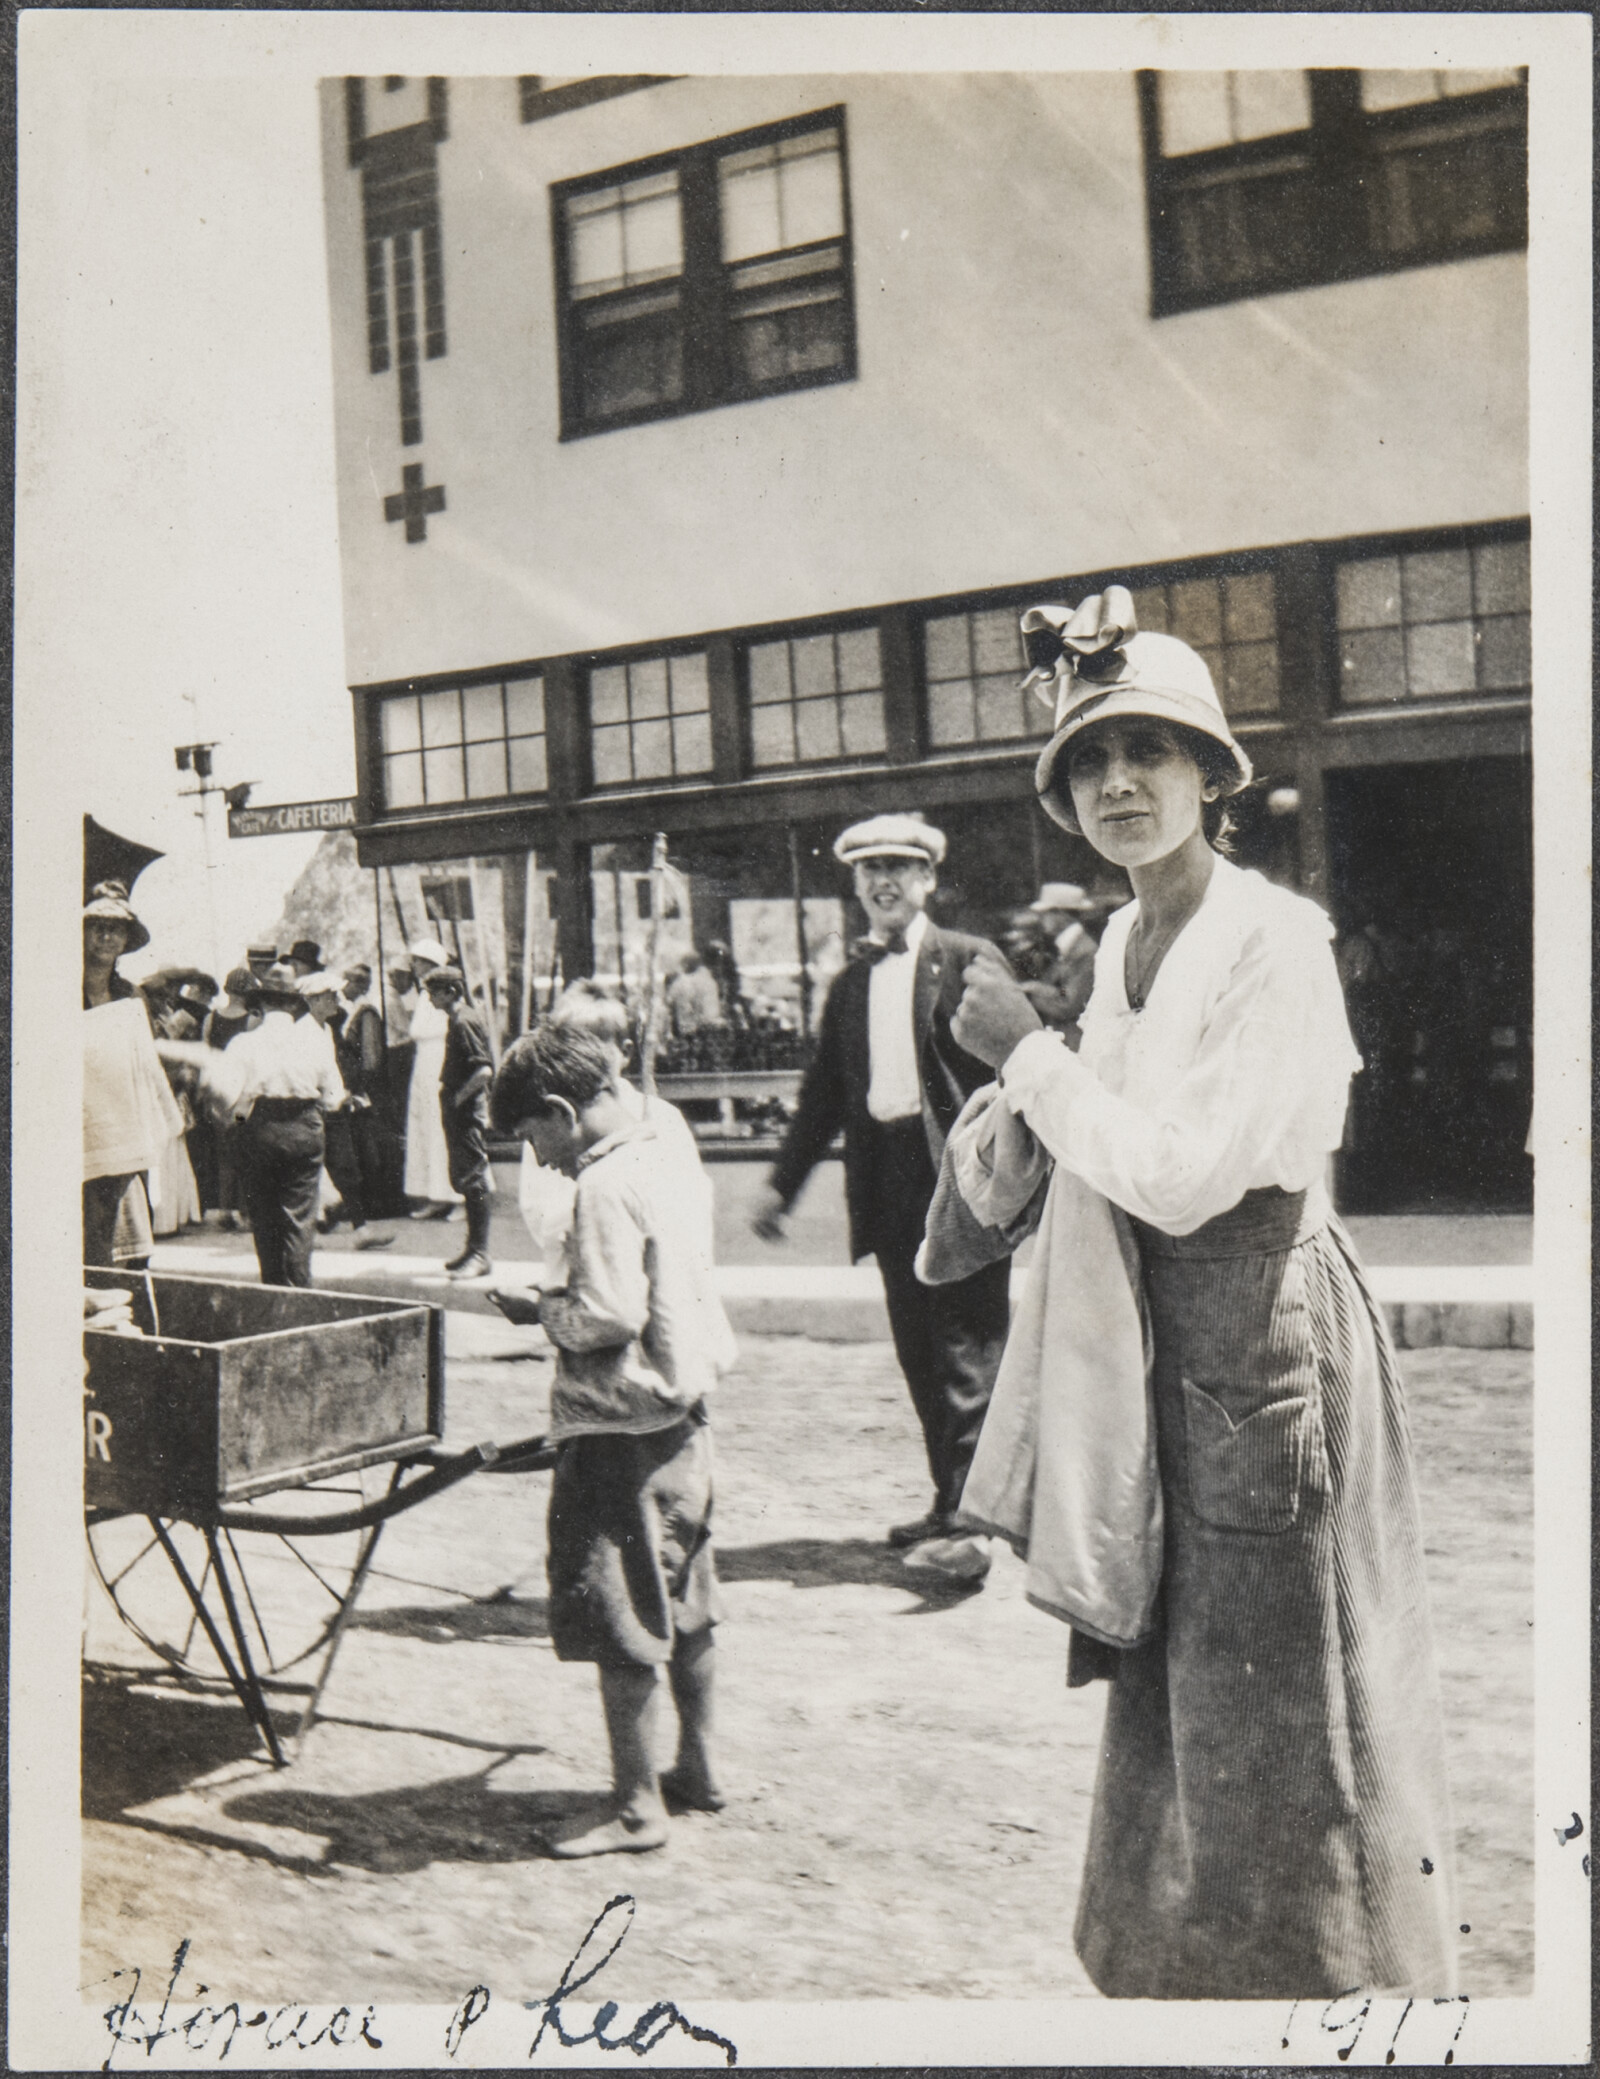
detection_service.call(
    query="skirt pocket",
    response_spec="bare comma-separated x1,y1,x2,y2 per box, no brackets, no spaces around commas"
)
1181,1379,1315,1534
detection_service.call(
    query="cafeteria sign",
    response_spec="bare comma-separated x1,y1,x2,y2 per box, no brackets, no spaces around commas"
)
228,797,358,839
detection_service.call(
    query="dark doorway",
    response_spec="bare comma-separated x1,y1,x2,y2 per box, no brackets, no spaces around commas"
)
1325,756,1532,1213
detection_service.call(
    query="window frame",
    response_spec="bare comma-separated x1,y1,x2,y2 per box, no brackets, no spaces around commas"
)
1138,67,1528,316
740,618,890,773
551,104,857,441
376,669,549,813
582,643,717,792
1326,524,1531,712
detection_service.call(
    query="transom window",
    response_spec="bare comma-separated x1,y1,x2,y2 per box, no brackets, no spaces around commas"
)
1140,68,1527,314
1336,539,1530,705
590,653,712,785
924,606,1050,747
554,110,855,438
1130,571,1281,716
747,627,885,768
380,677,547,809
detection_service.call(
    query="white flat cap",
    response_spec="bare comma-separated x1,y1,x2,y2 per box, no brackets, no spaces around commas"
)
833,813,947,868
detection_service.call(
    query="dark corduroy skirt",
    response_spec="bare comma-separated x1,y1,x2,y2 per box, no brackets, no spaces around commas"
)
1074,1186,1458,2000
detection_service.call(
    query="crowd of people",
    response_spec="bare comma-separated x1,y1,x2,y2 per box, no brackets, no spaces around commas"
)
82,586,1462,1998
80,918,501,1288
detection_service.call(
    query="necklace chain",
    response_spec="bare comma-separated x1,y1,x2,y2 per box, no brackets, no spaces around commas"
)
1127,907,1195,1010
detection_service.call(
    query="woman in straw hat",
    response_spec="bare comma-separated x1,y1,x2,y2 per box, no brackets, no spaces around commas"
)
82,880,183,1267
947,590,1455,1999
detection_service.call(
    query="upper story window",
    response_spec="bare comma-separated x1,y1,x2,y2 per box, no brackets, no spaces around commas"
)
590,652,712,785
1335,537,1529,706
1139,67,1527,314
554,109,855,438
746,626,885,768
924,606,1050,748
380,677,546,809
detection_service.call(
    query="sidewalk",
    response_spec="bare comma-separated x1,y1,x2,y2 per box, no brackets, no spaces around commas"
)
152,1206,1534,1349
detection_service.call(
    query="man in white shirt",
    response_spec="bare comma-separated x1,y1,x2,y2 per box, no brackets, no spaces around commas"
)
229,965,345,1287
752,815,1014,1576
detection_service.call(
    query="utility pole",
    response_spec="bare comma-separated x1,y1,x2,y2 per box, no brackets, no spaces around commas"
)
173,740,227,977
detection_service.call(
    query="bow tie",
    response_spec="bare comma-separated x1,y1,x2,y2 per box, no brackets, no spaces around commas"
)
857,931,910,963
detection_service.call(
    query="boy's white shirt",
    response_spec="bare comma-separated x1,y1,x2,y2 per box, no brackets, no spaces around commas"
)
518,1083,713,1266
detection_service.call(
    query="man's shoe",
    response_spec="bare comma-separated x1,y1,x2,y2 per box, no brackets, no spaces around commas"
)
447,1252,493,1282
901,1534,992,1584
886,1511,953,1550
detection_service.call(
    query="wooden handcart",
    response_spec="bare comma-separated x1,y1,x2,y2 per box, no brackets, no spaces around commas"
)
83,1269,554,1767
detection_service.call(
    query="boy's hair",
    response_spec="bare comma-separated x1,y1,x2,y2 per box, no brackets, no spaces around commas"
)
550,983,633,1047
492,1024,615,1130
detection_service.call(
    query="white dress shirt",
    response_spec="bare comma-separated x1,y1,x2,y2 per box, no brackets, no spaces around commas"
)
229,1010,346,1113
866,907,928,1123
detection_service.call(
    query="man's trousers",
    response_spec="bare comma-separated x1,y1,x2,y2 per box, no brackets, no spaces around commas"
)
237,1099,324,1288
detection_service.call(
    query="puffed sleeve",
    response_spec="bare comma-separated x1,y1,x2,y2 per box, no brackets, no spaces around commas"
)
999,906,1358,1234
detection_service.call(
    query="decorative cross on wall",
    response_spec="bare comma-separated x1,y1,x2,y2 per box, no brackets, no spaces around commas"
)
384,463,446,543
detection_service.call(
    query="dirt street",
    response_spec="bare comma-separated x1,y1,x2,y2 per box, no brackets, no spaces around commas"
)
82,1333,1532,2010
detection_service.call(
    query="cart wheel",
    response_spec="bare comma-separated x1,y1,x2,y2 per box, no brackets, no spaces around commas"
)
86,1465,395,1688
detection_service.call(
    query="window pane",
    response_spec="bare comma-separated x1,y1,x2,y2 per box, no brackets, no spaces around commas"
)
791,633,838,699
971,607,1021,676
1159,72,1236,155
622,178,683,282
838,691,886,755
384,750,424,808
1403,548,1472,624
1231,71,1313,142
749,703,795,766
579,305,683,419
465,738,508,798
1222,571,1277,643
590,665,629,726
1340,629,1408,704
1168,578,1223,648
1223,640,1281,714
975,678,1029,741
420,687,461,748
668,652,710,712
748,640,791,704
569,191,626,293
423,745,465,802
631,718,673,779
630,657,670,719
794,697,842,761
1337,556,1402,629
672,710,713,773
505,677,545,735
924,614,970,682
719,148,782,262
1406,619,1477,696
380,695,421,754
1473,539,1530,615
508,735,548,794
461,683,504,741
1477,615,1531,690
927,681,976,746
1131,585,1169,635
592,723,632,785
778,136,844,247
835,626,881,692
729,279,848,388
1360,70,1439,112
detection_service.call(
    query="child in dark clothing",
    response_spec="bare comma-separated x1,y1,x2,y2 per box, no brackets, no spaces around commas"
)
492,1024,733,1857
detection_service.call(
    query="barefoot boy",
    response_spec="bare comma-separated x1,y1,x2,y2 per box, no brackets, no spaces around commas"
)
490,1025,733,1856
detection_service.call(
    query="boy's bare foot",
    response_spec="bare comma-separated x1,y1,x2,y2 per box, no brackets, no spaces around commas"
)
659,1767,726,1814
540,1805,669,1858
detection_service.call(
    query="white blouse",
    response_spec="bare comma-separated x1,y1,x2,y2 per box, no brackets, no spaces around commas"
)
1000,856,1359,1236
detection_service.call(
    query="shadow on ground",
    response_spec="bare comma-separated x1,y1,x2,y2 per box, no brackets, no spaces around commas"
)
349,1594,550,1643
716,1535,983,1609
224,1772,597,1872
83,1674,272,1819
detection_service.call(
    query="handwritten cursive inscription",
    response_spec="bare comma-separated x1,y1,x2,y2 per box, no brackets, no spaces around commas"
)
102,1941,384,2068
1280,1990,1471,2066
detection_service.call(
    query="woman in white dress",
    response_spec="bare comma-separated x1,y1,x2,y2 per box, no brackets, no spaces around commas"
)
401,937,461,1216
949,591,1456,2000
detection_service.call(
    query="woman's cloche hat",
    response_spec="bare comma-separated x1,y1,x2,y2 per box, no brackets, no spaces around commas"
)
1024,587,1253,836
82,879,151,954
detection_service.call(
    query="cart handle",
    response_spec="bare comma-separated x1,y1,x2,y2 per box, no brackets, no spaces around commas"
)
214,1441,507,1537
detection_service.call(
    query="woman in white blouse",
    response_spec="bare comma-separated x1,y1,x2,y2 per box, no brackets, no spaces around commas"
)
949,591,1456,2001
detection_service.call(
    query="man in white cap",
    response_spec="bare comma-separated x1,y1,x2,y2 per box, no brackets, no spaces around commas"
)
1018,882,1104,1038
752,813,1013,1579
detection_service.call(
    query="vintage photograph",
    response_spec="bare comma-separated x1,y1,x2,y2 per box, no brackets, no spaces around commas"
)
15,9,1590,2068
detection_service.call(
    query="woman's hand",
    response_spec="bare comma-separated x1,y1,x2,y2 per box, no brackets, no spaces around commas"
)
951,949,1046,1068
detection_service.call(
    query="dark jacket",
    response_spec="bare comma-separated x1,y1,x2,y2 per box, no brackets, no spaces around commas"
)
770,921,1004,1262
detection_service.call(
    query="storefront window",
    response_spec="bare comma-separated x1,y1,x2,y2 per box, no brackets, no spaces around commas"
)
1336,538,1530,705
379,849,559,1046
